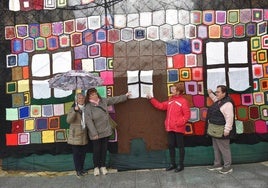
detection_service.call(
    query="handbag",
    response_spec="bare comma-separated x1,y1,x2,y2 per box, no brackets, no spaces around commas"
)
207,122,224,138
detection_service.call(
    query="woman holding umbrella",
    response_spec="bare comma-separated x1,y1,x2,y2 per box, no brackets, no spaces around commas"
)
66,93,88,178
84,88,131,176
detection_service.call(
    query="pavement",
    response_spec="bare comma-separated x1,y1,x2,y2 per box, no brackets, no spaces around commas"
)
0,162,268,188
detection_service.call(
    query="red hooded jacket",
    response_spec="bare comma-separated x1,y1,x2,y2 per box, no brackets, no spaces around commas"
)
150,95,191,133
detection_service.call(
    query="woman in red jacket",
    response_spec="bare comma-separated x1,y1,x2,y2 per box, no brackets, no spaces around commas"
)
147,82,191,172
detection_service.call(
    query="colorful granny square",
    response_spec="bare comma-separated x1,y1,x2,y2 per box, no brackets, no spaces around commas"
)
12,120,24,133
52,21,63,36
197,25,208,39
255,120,267,133
260,105,268,121
12,93,24,108
260,78,268,91
172,54,185,68
30,131,42,144
6,133,18,146
74,45,87,59
234,24,245,38
236,106,249,121
241,94,253,106
36,118,48,130
251,37,261,51
42,104,53,117
191,11,202,24
203,10,215,25
185,81,198,95
240,9,251,23
55,129,67,142
76,17,88,32
18,133,30,145
134,28,146,41
235,120,244,134
31,105,42,118
40,23,52,37
71,33,82,46
191,39,202,54
29,23,40,38
11,38,23,54
96,86,107,98
101,43,114,57
42,130,55,143
19,106,30,119
121,28,134,42
192,67,203,81
227,10,239,25
209,25,221,38
82,30,95,45
252,9,263,22
246,23,257,37
167,69,179,83
96,29,107,42
24,119,35,132
185,123,193,135
59,35,70,47
49,117,60,129
257,50,267,63
189,108,199,122
253,92,265,105
179,39,191,54
6,108,18,121
192,95,205,108
16,24,29,38
185,54,197,67
100,71,114,85
64,19,75,34
249,106,260,120
94,57,107,71
179,68,191,81
53,104,65,116
88,43,101,57
47,36,59,51
35,37,47,50
108,29,120,43
5,26,16,40
216,11,226,24
193,121,206,135
257,21,267,36
107,86,114,97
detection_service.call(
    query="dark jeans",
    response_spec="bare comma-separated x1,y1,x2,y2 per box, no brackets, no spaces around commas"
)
167,131,185,165
92,136,109,168
72,145,87,172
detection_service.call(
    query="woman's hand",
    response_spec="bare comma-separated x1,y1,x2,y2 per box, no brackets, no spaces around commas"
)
125,91,131,97
92,135,99,140
146,94,152,99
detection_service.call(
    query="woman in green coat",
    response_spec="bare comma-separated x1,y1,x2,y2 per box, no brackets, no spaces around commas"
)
84,88,130,176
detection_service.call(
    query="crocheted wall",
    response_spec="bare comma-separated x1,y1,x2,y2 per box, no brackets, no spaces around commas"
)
0,0,268,158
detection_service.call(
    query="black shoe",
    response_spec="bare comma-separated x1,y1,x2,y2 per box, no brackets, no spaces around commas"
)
166,165,176,171
174,165,184,172
81,170,88,175
76,171,83,178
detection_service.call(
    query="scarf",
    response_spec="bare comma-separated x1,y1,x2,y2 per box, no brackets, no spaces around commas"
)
78,104,85,129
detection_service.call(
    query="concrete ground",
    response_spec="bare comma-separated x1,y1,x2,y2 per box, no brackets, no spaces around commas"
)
0,162,268,188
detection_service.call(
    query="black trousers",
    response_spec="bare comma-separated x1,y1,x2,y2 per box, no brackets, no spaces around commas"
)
72,145,87,172
167,131,185,166
92,136,109,168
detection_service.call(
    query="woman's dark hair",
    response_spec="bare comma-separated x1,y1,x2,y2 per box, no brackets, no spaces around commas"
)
85,88,102,104
217,85,228,95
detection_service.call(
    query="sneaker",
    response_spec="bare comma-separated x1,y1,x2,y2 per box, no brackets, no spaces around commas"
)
100,167,108,175
207,165,223,171
94,167,100,176
219,167,233,174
